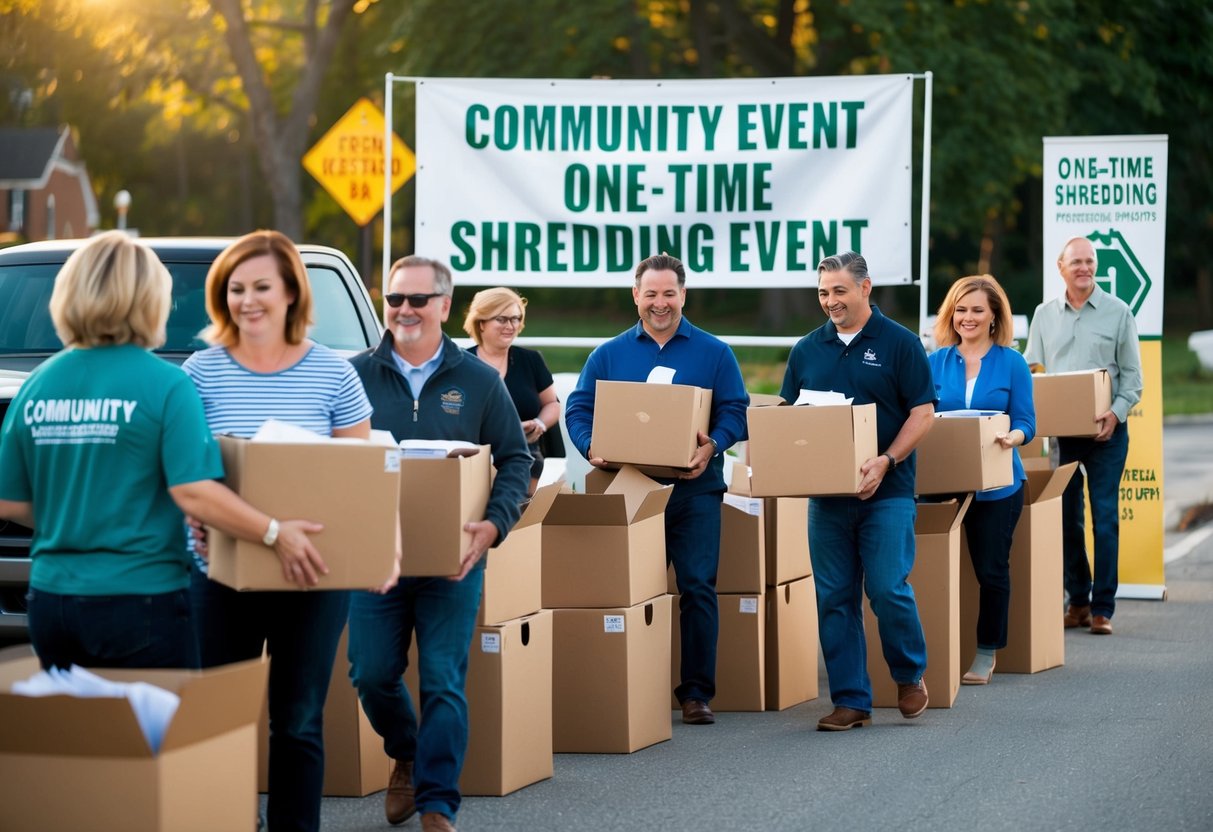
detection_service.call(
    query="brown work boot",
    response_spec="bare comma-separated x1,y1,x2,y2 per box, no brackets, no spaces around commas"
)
421,812,457,832
680,699,715,725
1090,614,1113,635
385,758,415,826
897,678,929,718
1064,604,1092,629
817,707,872,731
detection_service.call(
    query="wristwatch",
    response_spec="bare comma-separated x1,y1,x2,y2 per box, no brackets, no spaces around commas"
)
708,436,720,455
883,452,898,471
262,518,280,547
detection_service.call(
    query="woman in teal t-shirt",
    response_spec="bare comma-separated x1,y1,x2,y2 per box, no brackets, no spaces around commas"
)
0,231,325,670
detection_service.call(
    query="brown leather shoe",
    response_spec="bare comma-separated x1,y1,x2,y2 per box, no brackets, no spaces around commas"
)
817,707,872,731
1090,615,1113,635
385,758,416,826
1064,604,1092,628
421,812,457,832
897,679,929,718
681,699,715,724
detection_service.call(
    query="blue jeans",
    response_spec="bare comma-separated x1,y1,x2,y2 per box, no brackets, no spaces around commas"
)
666,488,722,704
27,587,198,670
347,563,484,821
962,487,1025,650
1058,420,1129,618
190,570,349,832
808,497,926,712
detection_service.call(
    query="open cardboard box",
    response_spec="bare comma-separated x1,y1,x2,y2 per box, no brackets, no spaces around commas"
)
0,647,267,832
916,412,1013,495
399,444,493,577
479,480,560,625
542,466,672,608
590,380,711,477
209,433,400,590
746,402,878,497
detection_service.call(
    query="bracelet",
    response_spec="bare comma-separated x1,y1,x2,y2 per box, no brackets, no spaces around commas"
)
883,452,897,471
262,517,280,547
534,419,546,435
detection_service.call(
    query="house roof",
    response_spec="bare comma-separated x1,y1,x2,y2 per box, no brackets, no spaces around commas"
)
0,127,69,184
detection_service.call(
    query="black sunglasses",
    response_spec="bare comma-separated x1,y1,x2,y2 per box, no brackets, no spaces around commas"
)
385,292,445,309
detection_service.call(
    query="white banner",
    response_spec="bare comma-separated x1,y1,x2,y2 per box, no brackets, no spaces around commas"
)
415,76,914,287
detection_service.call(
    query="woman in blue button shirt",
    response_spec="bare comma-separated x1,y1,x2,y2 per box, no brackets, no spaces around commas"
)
929,275,1035,685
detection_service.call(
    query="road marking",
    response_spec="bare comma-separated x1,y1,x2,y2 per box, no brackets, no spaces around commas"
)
1164,525,1213,564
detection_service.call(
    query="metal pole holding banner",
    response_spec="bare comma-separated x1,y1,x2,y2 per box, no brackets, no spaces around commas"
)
382,72,395,300
917,71,934,339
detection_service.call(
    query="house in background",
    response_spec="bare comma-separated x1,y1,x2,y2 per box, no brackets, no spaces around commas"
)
0,126,99,242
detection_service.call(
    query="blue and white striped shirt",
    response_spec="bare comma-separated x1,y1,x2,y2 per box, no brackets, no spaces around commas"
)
183,343,373,439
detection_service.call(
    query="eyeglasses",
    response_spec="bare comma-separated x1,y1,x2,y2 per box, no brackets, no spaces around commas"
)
490,315,523,327
385,292,445,309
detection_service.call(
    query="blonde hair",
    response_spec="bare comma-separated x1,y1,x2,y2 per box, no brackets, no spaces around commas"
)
49,231,172,349
462,287,527,346
202,230,314,348
933,274,1014,348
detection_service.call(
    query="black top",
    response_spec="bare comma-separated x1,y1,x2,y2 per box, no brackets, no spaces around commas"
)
467,344,565,458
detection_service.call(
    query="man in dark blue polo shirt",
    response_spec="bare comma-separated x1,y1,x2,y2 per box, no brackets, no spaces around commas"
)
565,253,748,726
779,250,936,731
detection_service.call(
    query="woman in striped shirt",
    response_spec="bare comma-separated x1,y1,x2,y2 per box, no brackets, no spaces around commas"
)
183,230,373,832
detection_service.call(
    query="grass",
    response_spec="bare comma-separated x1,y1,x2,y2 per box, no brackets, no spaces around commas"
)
1162,333,1213,416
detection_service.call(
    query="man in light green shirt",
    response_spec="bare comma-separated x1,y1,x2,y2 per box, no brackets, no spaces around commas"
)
1024,236,1142,636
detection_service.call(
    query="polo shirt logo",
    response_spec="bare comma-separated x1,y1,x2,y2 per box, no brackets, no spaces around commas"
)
440,387,466,416
863,348,881,367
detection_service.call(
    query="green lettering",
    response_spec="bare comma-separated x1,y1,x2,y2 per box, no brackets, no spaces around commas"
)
465,105,489,150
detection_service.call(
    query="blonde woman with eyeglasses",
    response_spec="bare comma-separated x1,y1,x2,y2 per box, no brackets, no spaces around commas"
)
462,287,562,495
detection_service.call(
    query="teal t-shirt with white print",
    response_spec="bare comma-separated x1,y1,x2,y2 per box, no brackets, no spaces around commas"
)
0,344,223,595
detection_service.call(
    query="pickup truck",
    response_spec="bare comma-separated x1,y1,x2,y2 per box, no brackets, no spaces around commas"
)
0,237,383,638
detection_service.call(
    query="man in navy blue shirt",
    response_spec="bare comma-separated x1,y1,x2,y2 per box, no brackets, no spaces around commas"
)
565,254,748,726
779,251,936,731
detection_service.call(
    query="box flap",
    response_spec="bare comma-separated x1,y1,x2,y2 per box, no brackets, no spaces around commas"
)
544,491,629,526
748,393,786,407
1026,461,1078,504
512,479,563,532
604,465,670,522
159,658,269,752
915,494,972,535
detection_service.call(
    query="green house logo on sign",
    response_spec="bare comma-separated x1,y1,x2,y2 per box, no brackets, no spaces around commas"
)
1087,229,1151,315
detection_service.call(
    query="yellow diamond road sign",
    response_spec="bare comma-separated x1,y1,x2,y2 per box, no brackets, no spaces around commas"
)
304,98,415,226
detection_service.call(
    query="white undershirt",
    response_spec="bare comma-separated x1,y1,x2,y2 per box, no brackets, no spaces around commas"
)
965,377,976,408
838,331,860,345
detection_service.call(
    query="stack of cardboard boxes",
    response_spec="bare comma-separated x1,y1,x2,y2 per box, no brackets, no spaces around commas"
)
544,467,674,753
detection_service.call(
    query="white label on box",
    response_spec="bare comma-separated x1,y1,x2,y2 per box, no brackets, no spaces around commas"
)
739,597,759,614
384,449,401,472
723,492,762,516
480,633,501,653
603,615,626,633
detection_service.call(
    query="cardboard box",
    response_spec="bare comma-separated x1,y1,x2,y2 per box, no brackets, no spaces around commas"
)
479,481,560,625
257,628,388,797
960,464,1076,674
209,434,400,590
461,610,553,796
542,467,672,608
552,594,672,753
1033,370,1113,437
669,592,765,711
865,496,970,709
746,403,878,497
717,494,766,593
764,498,811,586
590,380,712,475
765,576,819,710
1019,433,1049,466
0,649,267,832
399,445,493,577
916,412,1014,495
726,480,812,587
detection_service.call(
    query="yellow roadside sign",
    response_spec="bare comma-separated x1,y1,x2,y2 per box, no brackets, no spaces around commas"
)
303,98,415,226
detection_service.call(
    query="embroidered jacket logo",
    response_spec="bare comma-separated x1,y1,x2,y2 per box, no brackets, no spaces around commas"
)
440,388,466,416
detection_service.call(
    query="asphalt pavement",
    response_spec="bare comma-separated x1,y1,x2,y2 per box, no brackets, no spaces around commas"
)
317,418,1213,832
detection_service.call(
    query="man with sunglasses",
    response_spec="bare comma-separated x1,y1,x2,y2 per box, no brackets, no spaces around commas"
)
347,255,530,832
565,253,748,727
